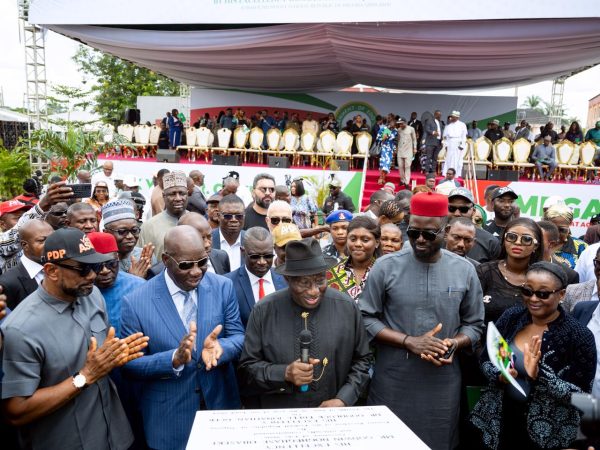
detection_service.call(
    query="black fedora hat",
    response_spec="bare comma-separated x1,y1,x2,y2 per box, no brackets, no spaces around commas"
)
275,238,337,277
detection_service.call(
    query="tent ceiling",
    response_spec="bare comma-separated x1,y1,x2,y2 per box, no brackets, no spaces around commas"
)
43,19,600,93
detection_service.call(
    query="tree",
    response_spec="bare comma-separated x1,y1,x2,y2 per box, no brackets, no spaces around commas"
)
520,95,544,110
73,46,180,125
0,146,31,199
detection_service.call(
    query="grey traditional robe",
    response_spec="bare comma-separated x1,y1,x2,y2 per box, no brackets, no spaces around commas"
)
358,247,484,450
137,210,181,260
238,287,372,408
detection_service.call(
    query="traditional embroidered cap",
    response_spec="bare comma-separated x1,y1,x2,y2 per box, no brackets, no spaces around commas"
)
491,186,518,201
42,228,112,264
272,222,302,247
87,232,118,254
410,192,449,217
383,182,396,193
325,209,353,224
274,238,337,276
162,171,187,190
492,119,500,126
448,187,475,204
450,110,461,118
0,199,29,216
102,199,136,225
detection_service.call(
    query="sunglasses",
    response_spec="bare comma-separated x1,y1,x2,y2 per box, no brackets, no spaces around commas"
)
165,254,208,271
504,231,537,246
98,259,120,271
406,227,444,241
220,213,244,221
105,227,141,237
257,187,275,194
54,262,102,277
520,286,563,300
448,205,472,214
247,253,275,261
268,217,292,225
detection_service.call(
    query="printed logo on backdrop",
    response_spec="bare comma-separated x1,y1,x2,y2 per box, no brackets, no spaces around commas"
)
335,101,378,128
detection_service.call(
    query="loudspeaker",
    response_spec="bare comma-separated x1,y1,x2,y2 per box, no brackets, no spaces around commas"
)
488,169,519,181
156,149,180,163
212,155,240,166
268,156,290,168
467,163,488,180
330,159,350,171
124,108,140,125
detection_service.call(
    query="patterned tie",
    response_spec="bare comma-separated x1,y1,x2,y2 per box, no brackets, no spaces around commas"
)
258,278,265,300
180,290,196,332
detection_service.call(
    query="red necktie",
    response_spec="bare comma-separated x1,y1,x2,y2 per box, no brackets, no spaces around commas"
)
258,278,265,300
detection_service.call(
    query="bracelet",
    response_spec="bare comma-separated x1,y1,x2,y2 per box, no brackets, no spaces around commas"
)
400,334,409,348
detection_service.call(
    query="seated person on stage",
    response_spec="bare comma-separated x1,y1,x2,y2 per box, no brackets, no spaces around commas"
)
238,239,372,409
531,135,557,181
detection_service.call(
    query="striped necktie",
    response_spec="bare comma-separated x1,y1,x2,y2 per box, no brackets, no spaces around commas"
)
180,290,196,332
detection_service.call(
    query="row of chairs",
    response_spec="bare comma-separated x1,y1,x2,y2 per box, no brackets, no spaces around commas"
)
103,124,373,166
437,137,598,179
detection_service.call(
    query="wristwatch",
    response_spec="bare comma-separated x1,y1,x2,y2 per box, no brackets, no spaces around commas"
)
72,372,88,390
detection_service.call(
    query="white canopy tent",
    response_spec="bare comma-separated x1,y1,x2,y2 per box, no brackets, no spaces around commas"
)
29,0,600,92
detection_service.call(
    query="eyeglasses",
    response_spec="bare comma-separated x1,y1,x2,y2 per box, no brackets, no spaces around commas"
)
165,254,208,271
105,227,141,237
290,275,327,290
247,253,275,261
504,231,537,246
448,205,472,214
256,187,275,194
98,259,120,272
406,227,444,241
268,217,292,225
520,286,563,300
220,213,244,221
54,262,102,277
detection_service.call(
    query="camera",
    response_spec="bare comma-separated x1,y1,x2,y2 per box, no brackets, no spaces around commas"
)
571,393,600,449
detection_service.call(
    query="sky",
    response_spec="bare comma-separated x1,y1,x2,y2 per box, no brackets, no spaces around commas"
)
1,1,599,125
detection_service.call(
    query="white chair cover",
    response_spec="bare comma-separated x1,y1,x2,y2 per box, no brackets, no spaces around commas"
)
233,127,249,149
556,140,575,164
266,128,281,151
217,128,232,148
334,131,353,155
135,124,151,145
319,130,336,153
283,129,300,152
494,138,512,162
512,138,532,163
196,127,214,148
579,142,596,166
474,137,492,161
149,125,161,144
117,124,134,142
355,131,372,155
249,127,264,150
300,132,317,152
185,127,197,146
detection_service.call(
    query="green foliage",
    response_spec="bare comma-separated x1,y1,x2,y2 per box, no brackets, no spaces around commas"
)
27,125,112,180
521,95,544,110
73,46,180,125
0,146,31,200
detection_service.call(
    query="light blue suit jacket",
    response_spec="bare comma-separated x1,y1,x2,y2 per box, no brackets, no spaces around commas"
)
121,271,245,450
224,265,287,328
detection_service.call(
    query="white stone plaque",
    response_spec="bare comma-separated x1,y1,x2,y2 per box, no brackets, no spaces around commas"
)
186,405,430,449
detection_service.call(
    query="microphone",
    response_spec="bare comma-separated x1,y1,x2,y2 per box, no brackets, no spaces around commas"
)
299,329,312,393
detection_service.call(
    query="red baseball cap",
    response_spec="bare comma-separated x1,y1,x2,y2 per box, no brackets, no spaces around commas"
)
0,200,29,216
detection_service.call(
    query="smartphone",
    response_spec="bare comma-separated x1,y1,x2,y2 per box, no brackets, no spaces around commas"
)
65,183,92,199
439,344,457,360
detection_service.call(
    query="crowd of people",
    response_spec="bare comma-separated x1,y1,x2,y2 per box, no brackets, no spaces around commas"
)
0,161,599,450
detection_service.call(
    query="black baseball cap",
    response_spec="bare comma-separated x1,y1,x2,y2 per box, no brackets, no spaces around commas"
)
42,228,113,264
491,187,518,201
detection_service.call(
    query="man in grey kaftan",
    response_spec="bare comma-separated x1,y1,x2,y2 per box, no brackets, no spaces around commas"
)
359,192,484,450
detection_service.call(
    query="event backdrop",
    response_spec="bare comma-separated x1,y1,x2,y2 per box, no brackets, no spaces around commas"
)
189,89,517,130
99,159,365,217
474,180,599,237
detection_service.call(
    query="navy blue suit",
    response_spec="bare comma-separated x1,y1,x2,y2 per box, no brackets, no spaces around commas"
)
572,300,599,326
121,271,245,450
224,265,287,328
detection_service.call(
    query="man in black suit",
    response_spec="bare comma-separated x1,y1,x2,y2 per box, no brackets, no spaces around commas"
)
186,176,207,216
423,109,445,174
212,194,246,271
225,227,287,328
0,219,53,309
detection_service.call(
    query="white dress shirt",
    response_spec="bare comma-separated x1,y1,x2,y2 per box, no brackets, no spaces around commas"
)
220,230,242,271
435,119,441,139
587,302,600,397
575,242,600,283
246,269,275,303
20,255,44,285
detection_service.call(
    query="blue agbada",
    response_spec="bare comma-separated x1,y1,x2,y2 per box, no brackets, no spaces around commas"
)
99,270,145,336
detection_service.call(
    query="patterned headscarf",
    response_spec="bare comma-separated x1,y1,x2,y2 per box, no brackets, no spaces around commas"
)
544,204,573,224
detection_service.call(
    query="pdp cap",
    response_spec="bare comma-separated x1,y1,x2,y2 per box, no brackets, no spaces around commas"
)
448,187,475,204
42,228,113,264
491,186,518,201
